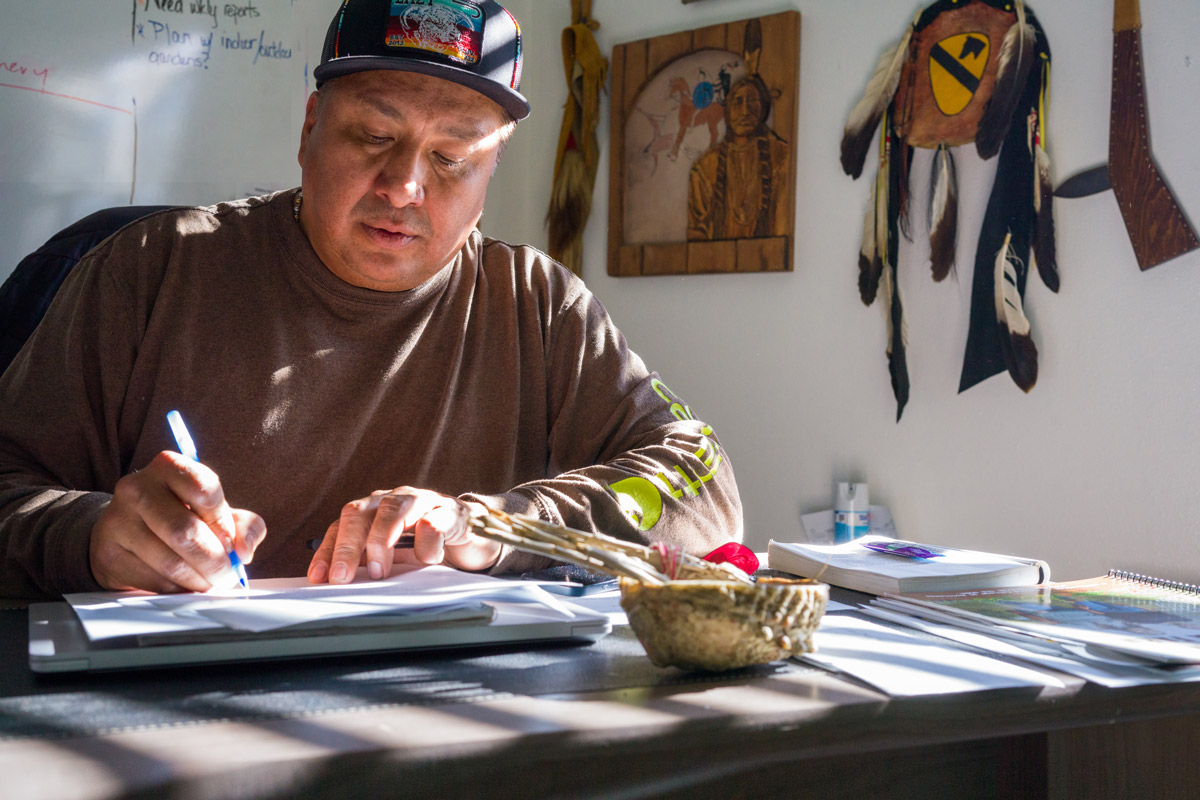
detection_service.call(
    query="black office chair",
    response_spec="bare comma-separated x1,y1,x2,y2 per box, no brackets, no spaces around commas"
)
0,205,171,376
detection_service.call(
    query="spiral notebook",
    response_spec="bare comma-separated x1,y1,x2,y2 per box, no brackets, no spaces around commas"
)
879,570,1200,665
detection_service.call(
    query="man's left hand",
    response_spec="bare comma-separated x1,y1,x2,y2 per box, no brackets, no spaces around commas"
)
307,487,500,584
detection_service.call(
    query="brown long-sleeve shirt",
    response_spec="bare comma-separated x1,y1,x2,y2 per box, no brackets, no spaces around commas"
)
0,191,742,598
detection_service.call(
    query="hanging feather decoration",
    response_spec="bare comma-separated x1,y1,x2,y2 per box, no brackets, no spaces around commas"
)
546,0,608,276
1032,127,1058,293
928,142,958,281
882,117,911,419
858,176,881,305
976,0,1035,159
879,235,910,421
884,260,910,420
993,232,1038,391
843,0,1053,418
1031,57,1059,292
840,25,913,180
547,143,590,275
859,143,890,305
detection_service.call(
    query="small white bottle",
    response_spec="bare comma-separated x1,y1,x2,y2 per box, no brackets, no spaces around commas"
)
834,482,870,543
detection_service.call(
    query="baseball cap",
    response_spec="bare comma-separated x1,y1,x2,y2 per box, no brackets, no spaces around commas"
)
313,0,530,121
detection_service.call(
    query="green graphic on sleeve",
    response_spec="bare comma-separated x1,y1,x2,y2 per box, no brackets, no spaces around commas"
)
609,476,663,531
607,379,726,531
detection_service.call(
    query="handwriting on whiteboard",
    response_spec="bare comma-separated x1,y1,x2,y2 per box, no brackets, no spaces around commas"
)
136,26,291,69
144,0,262,29
0,58,131,115
1,61,50,92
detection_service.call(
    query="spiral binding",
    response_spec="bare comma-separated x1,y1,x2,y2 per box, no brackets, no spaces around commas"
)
1108,569,1200,596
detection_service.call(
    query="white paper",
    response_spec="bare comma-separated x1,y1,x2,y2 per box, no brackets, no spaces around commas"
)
65,565,578,641
860,604,1200,688
800,614,1064,696
567,588,628,625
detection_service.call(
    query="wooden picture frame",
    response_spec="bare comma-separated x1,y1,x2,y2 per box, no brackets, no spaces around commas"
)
607,10,800,277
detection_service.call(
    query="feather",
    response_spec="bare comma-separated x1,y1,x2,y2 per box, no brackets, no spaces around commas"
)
879,124,909,421
742,18,763,76
858,176,881,305
1033,142,1059,292
860,120,891,304
898,142,914,242
993,232,1038,392
975,1,1035,160
546,146,590,275
928,143,958,281
1029,63,1059,294
840,26,912,179
880,257,909,421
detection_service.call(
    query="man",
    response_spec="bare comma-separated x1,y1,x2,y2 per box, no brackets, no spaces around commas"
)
687,74,788,241
0,0,741,599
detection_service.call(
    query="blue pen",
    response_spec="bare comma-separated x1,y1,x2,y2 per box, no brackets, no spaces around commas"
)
166,410,249,589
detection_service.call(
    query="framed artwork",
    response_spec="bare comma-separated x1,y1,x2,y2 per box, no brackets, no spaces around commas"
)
607,10,800,276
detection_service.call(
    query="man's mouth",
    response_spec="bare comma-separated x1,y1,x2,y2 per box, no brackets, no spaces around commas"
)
363,223,418,247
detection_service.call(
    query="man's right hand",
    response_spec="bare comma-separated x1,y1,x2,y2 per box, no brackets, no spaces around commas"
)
89,451,266,593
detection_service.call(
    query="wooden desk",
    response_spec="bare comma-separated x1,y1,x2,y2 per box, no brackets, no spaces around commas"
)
2,602,1198,800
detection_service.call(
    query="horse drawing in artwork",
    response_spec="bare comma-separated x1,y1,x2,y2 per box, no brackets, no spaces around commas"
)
635,109,677,175
667,75,726,160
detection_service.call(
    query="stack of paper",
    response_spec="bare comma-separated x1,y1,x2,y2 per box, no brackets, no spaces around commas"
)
65,566,581,643
864,576,1200,687
799,613,1067,696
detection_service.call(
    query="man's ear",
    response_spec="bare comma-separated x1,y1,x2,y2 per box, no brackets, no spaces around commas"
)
298,90,321,167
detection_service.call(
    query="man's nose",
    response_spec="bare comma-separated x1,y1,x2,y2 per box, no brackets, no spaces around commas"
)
376,148,425,207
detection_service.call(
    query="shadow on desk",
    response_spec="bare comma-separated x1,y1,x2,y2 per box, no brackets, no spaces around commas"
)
3,598,1200,799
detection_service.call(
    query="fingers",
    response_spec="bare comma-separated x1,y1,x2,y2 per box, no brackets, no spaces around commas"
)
307,521,339,584
411,502,470,565
365,491,417,578
230,508,268,564
90,519,195,594
308,488,486,585
89,451,263,593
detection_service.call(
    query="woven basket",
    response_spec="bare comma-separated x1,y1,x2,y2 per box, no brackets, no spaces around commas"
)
619,576,829,671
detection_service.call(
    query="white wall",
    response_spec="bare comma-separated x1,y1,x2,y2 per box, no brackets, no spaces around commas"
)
5,1,1197,583
486,0,1200,582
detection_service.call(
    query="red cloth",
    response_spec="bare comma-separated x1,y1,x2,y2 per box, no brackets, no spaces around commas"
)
703,542,759,574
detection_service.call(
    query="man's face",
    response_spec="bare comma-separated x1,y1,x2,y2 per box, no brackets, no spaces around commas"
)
727,82,764,138
297,70,512,291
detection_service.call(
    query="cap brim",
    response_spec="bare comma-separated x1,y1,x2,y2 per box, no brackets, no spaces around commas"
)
313,57,531,121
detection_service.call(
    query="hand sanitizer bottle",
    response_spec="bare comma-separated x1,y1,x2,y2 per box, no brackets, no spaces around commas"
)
834,482,870,543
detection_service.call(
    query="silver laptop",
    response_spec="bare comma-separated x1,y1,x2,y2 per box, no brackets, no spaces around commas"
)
28,568,613,673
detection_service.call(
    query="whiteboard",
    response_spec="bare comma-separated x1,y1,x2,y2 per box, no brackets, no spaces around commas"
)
0,0,333,282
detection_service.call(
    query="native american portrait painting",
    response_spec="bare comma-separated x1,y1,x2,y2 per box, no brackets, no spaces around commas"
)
686,71,789,241
607,12,800,276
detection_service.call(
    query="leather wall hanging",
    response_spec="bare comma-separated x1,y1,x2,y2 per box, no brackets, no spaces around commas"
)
841,0,1054,420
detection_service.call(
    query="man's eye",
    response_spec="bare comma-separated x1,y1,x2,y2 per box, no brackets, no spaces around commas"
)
362,132,390,145
435,153,465,168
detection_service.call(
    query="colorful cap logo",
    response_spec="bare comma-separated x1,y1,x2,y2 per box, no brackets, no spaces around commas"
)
314,0,529,120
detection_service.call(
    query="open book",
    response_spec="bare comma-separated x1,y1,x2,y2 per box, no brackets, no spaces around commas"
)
767,535,1049,595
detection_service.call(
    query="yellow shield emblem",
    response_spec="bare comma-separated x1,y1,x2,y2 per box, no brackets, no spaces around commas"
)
929,32,990,116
